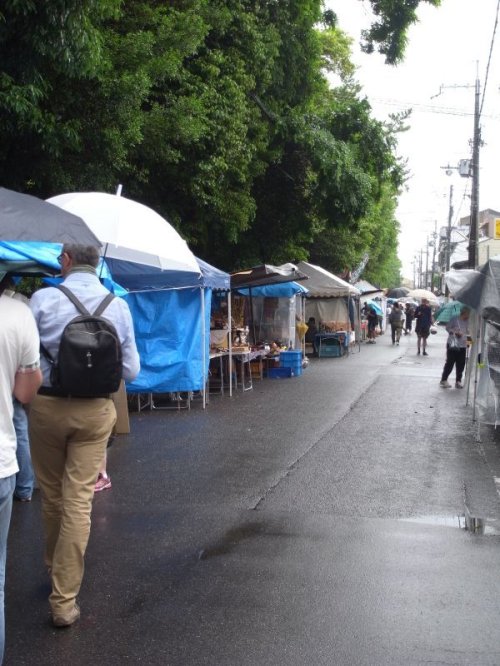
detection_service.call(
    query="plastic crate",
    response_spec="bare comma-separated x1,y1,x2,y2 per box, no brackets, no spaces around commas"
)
279,350,302,363
279,350,303,376
267,366,293,379
318,341,342,358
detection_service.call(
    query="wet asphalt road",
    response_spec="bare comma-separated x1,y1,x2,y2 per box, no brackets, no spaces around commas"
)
5,327,500,665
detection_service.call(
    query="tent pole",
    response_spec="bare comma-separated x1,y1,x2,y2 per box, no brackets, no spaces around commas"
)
201,287,206,409
300,294,305,357
229,291,233,396
472,315,484,422
249,286,256,345
465,310,477,406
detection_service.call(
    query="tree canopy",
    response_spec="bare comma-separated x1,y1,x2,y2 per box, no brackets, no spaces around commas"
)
0,0,436,287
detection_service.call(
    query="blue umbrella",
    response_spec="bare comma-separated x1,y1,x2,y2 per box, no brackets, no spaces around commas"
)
366,299,383,315
434,300,466,323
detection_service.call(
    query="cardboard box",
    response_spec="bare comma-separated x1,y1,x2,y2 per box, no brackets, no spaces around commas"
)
111,380,130,434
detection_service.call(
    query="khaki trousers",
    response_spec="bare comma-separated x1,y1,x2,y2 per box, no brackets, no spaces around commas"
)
29,395,116,615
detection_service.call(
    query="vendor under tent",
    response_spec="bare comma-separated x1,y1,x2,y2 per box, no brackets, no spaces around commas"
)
296,261,361,355
235,281,308,354
230,263,308,346
229,263,309,382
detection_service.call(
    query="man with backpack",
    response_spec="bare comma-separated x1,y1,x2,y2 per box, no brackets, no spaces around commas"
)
29,244,140,628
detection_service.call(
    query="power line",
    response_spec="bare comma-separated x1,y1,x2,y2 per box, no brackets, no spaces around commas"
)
368,97,500,120
479,0,500,119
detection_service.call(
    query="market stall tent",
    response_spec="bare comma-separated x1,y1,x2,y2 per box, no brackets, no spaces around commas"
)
446,258,500,428
296,261,359,297
296,261,361,343
126,257,231,405
230,263,308,347
236,281,308,351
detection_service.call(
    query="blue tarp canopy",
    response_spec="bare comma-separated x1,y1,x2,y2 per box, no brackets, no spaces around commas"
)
0,240,60,271
125,288,210,393
0,241,124,293
126,257,229,392
197,257,230,290
101,255,229,292
103,258,202,291
236,282,308,297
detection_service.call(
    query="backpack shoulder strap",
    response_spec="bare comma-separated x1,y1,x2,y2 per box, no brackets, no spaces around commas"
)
40,343,54,363
93,292,115,317
57,284,90,316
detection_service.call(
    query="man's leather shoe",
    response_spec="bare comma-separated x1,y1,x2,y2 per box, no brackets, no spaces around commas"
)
52,603,80,628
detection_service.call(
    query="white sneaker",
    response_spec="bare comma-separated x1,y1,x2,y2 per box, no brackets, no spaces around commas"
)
440,380,451,388
455,381,464,389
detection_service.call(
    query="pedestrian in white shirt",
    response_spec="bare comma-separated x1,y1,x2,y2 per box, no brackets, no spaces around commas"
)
439,306,470,389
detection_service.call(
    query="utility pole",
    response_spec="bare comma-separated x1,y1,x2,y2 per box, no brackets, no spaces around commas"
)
430,221,437,292
445,184,454,296
424,236,429,289
445,184,454,273
436,77,481,269
419,249,423,288
468,75,481,268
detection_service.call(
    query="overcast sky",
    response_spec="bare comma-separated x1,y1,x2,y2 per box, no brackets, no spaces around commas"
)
326,0,500,281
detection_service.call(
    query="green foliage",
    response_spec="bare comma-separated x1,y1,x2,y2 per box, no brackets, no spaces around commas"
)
363,0,441,64
0,0,426,282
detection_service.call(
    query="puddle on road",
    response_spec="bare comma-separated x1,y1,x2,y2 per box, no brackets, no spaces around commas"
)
198,522,263,560
197,521,299,561
400,514,500,535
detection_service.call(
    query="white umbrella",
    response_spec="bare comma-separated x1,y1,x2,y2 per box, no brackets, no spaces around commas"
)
408,288,440,306
47,192,201,276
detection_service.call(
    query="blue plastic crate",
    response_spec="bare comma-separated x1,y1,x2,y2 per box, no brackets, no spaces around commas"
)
279,350,303,377
267,366,293,379
279,350,302,362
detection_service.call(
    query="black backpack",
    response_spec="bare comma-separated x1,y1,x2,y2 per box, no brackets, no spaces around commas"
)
41,285,123,396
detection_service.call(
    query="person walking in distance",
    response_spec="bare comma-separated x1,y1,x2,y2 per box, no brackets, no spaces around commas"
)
404,302,414,335
29,244,140,628
389,302,404,345
414,298,433,355
0,272,42,661
366,307,379,343
440,306,471,388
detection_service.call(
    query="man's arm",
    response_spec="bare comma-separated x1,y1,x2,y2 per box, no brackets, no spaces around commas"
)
14,368,42,404
15,301,43,402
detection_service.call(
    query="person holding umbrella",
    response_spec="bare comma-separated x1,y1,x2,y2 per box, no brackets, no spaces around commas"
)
28,243,140,628
414,298,433,355
389,302,404,345
439,306,471,388
404,302,415,335
366,307,379,343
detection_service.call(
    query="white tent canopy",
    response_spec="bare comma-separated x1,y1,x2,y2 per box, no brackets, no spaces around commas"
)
296,261,360,297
